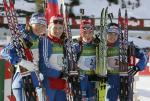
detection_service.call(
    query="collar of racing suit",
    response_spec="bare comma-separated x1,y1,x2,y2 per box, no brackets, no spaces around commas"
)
48,34,63,44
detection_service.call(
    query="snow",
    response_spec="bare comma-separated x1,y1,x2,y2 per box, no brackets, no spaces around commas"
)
0,0,36,13
71,0,150,19
14,0,36,12
135,76,150,101
129,37,150,48
0,0,150,18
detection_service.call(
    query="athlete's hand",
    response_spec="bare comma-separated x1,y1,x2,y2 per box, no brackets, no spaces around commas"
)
128,66,140,76
39,73,44,81
59,71,68,78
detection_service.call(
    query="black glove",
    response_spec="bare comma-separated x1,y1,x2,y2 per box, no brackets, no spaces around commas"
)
128,66,140,76
59,71,68,78
94,34,100,44
24,39,33,48
88,74,107,81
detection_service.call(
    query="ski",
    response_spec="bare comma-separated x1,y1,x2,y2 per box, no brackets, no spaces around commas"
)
35,0,44,12
61,0,81,101
96,8,104,76
96,7,108,101
128,41,136,100
118,9,134,101
3,0,33,61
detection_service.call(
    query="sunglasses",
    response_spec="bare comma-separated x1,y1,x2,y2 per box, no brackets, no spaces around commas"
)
82,26,93,32
82,24,93,30
52,20,63,25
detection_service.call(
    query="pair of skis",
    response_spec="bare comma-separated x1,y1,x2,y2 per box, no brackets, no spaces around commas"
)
61,1,81,101
95,7,108,101
118,9,128,73
118,9,134,101
3,0,32,60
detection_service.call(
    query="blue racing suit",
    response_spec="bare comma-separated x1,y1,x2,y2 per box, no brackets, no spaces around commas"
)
77,41,97,100
0,26,41,101
106,41,148,101
39,36,67,101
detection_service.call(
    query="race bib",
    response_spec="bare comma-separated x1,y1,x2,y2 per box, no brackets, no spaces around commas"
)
49,54,64,70
78,56,96,70
107,56,119,70
84,57,96,69
31,49,39,62
57,55,64,66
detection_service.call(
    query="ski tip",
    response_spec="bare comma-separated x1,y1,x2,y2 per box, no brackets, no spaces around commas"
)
125,9,128,17
111,13,114,19
101,8,105,12
119,8,121,14
105,7,108,14
3,0,8,9
118,8,121,17
3,0,6,3
10,0,14,7
100,8,104,16
3,0,6,4
106,7,108,10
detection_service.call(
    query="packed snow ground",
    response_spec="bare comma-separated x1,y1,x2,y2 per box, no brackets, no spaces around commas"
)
3,76,150,101
134,76,150,101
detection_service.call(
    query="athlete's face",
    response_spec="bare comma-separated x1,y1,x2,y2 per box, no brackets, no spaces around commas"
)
107,32,118,44
48,23,64,38
81,25,94,43
31,24,47,36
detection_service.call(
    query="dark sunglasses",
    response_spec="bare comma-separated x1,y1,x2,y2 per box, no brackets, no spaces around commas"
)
82,26,93,31
53,20,63,25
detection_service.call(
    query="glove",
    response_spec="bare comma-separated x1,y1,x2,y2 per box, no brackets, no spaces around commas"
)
59,71,68,78
24,38,33,48
88,74,107,81
128,66,140,76
94,34,100,44
19,59,38,71
39,73,44,81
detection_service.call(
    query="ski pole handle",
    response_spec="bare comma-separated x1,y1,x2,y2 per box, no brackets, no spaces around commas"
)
108,13,113,23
